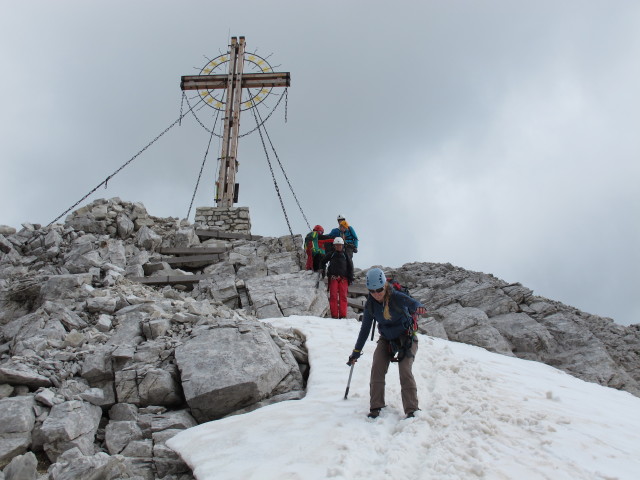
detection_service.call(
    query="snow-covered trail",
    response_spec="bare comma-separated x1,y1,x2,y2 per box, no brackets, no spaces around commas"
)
167,316,640,480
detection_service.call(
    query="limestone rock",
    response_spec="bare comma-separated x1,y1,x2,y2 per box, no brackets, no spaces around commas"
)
172,227,200,248
104,420,143,455
0,396,35,463
174,325,292,422
488,312,556,358
46,447,130,480
40,400,102,462
85,296,118,314
245,271,329,319
109,403,138,422
42,302,88,331
116,213,135,239
80,347,114,384
196,262,238,307
0,362,51,389
135,226,162,251
0,225,17,236
40,274,93,302
2,451,37,480
0,234,14,254
152,429,191,478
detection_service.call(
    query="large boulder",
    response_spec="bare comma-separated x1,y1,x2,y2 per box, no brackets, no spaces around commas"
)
0,396,36,463
114,367,182,407
245,271,328,319
174,323,294,422
46,447,130,480
437,304,513,355
456,283,519,317
0,362,51,389
2,451,37,480
40,273,93,302
197,262,239,307
104,420,143,455
40,400,102,462
488,312,556,359
135,226,162,251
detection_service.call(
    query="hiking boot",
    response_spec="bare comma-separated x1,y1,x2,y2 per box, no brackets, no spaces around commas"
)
405,410,419,419
367,409,381,419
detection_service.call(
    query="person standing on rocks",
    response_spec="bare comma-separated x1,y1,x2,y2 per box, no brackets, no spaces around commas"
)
329,215,358,260
303,225,334,271
347,268,427,419
321,237,354,319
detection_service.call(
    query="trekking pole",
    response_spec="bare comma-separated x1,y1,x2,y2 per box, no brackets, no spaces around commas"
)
344,363,355,400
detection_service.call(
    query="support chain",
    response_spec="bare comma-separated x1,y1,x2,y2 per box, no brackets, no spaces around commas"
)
46,96,205,227
250,99,302,265
186,105,222,219
253,97,311,231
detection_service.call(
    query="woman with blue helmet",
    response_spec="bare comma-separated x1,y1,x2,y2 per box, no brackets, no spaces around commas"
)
348,267,427,419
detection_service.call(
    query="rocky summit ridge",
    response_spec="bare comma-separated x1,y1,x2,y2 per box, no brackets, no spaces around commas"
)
0,197,638,479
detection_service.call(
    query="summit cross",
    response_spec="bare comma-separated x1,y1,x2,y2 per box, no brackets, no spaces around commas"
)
180,36,291,207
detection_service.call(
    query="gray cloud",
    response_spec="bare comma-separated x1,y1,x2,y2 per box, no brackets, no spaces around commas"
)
1,0,638,324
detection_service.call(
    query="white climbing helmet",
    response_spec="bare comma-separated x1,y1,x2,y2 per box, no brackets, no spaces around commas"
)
337,214,345,222
333,237,344,245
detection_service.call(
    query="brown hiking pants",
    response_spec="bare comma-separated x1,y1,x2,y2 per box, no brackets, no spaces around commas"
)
370,336,419,415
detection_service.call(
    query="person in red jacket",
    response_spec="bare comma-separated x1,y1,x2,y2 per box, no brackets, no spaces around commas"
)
321,237,354,318
303,225,333,271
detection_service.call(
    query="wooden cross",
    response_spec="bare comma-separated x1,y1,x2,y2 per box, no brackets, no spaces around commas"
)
180,36,291,207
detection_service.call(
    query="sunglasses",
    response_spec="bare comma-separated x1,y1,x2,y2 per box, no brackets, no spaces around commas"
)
369,287,384,294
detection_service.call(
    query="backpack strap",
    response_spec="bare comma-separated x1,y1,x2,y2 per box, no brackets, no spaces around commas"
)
365,296,376,341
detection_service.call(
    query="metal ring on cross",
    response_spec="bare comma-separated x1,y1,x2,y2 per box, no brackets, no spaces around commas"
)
196,52,277,112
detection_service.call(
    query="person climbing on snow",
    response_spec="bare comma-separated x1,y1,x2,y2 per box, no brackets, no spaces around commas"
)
329,215,358,260
303,225,333,271
321,237,354,319
347,268,427,419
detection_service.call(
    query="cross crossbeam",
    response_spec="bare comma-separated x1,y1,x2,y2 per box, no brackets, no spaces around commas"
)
181,72,291,91
180,36,290,207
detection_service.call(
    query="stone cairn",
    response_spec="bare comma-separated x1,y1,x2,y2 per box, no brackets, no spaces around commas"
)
1,197,639,479
194,207,250,234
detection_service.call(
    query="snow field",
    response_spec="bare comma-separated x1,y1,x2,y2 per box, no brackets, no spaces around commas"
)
167,316,640,480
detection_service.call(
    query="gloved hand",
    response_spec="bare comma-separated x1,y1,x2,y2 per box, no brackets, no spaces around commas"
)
347,349,361,366
415,307,427,316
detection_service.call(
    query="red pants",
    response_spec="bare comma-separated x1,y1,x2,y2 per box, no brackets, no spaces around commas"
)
328,276,349,318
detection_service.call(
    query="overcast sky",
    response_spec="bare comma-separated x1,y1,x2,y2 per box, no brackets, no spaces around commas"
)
1,1,638,325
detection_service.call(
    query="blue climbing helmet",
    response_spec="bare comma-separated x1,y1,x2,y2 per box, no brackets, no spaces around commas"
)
366,268,387,290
